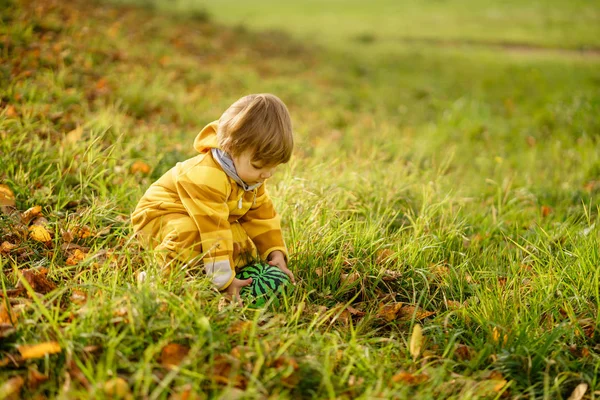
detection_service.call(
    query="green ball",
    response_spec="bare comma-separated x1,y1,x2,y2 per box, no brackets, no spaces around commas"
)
236,262,290,307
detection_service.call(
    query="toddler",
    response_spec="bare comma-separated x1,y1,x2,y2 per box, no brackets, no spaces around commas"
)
132,93,295,298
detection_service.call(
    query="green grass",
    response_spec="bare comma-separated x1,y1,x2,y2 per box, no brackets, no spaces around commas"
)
1,0,599,398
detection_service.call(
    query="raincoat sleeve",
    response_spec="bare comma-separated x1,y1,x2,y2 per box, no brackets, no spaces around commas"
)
239,183,288,261
175,164,235,290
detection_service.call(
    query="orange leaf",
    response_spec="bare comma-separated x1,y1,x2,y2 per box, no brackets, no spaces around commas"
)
4,104,18,118
1,241,17,253
541,205,552,218
0,184,16,207
130,161,151,174
160,343,190,369
227,320,253,335
391,371,428,385
66,248,87,265
0,303,17,326
17,341,61,359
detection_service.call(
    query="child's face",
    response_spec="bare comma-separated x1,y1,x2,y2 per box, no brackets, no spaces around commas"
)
232,150,278,185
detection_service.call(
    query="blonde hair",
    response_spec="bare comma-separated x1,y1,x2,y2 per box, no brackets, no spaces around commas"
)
217,93,293,165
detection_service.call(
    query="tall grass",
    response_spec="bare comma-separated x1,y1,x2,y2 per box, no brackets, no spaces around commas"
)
1,0,599,398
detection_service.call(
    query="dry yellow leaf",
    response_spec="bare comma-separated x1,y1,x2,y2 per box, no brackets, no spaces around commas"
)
0,376,24,398
29,225,51,242
21,205,42,225
375,248,395,264
391,371,429,385
64,126,83,144
103,377,132,399
376,302,403,322
567,383,588,400
0,303,17,326
398,305,436,321
0,184,16,207
17,341,61,359
340,271,360,285
409,324,423,360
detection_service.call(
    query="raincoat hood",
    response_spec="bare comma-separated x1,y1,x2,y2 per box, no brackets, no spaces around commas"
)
193,121,220,154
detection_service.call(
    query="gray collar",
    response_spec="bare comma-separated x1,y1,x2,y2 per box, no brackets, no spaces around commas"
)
211,148,262,192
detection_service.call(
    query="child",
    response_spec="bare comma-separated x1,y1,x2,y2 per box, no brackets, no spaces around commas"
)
131,93,295,299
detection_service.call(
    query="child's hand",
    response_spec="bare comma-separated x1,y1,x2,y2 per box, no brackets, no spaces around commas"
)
267,250,295,284
224,277,253,306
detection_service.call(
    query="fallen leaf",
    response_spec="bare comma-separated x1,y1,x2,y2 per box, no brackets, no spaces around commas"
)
66,248,87,265
70,290,87,305
375,249,394,264
381,269,402,282
1,241,17,254
211,354,243,387
0,302,17,326
27,366,49,390
346,305,366,317
62,230,74,243
168,384,203,400
541,205,552,218
376,302,403,322
160,343,190,369
0,323,16,338
391,371,428,385
409,324,423,360
21,205,42,225
567,383,588,400
454,344,473,361
73,226,91,239
130,161,151,174
4,105,19,118
29,225,51,242
491,327,508,345
446,300,462,310
18,269,57,294
227,320,253,335
0,184,16,207
492,379,508,393
0,376,24,399
397,305,436,322
64,126,83,144
103,377,132,399
67,360,90,389
17,341,62,359
340,271,360,285
314,267,323,277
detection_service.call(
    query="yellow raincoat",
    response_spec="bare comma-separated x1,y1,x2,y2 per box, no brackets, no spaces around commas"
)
131,121,288,290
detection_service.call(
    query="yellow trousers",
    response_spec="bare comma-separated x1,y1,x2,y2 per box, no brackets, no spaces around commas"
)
136,214,258,273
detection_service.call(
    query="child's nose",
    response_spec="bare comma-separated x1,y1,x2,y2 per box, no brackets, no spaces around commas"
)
261,171,272,179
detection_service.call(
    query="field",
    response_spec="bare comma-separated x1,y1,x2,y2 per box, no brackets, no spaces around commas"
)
1,0,599,398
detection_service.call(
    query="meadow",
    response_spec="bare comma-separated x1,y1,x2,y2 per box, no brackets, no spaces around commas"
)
1,0,599,398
